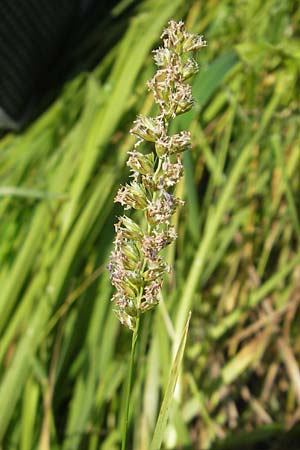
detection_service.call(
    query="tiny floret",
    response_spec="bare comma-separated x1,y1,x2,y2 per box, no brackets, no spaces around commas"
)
130,116,164,142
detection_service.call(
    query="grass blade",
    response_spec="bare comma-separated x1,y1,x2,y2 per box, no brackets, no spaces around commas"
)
150,312,191,450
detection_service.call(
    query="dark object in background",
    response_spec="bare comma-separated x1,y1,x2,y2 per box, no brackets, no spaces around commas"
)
212,424,300,450
0,0,77,129
0,0,123,130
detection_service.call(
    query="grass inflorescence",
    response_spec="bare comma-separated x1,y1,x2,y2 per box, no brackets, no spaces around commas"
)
108,20,206,330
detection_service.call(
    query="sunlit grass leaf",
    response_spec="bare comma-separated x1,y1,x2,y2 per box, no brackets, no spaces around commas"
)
150,312,191,450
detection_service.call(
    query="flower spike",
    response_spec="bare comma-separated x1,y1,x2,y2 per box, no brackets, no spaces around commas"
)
108,20,207,329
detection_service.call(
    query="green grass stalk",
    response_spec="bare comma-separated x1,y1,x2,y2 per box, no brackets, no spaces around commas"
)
122,315,140,450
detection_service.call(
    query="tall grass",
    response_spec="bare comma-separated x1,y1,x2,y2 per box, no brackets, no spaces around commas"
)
0,0,299,449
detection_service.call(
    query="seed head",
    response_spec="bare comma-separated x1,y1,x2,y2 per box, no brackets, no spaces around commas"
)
108,19,206,329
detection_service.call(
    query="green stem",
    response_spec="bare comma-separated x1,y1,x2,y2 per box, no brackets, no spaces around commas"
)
121,315,140,450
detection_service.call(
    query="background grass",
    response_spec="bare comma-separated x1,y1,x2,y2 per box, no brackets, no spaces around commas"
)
0,0,300,449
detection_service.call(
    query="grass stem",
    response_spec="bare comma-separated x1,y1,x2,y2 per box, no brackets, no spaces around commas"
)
122,315,140,450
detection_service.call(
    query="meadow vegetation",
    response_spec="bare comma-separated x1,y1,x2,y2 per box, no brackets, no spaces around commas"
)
0,0,299,449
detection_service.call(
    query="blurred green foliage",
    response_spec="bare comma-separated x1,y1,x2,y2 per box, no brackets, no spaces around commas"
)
0,0,299,449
